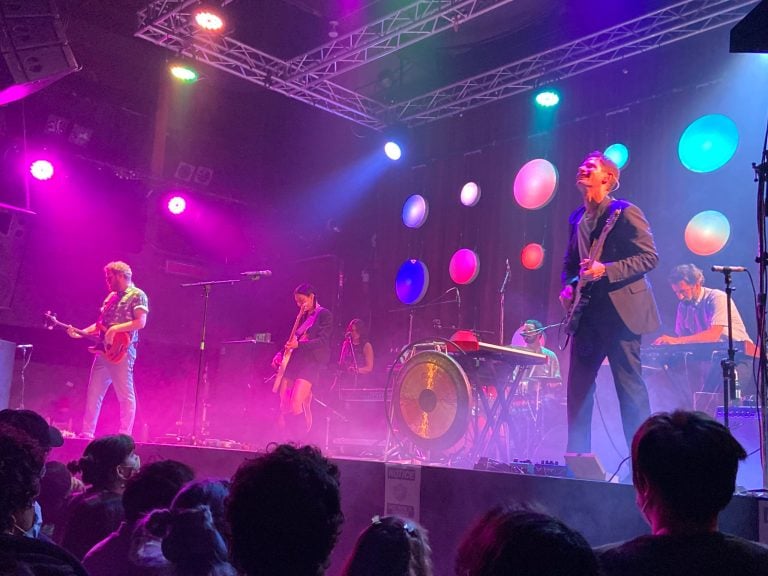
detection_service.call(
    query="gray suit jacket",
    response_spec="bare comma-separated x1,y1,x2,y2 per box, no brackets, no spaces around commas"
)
562,198,661,335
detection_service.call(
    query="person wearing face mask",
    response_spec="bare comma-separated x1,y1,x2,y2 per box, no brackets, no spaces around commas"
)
0,409,65,540
652,264,755,404
596,410,768,576
60,434,140,559
0,423,88,575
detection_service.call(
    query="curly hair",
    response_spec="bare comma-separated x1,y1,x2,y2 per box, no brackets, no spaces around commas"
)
0,424,46,533
227,444,343,576
104,261,133,280
668,263,705,286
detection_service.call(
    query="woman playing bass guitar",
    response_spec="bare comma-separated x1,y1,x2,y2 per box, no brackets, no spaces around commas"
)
272,283,333,440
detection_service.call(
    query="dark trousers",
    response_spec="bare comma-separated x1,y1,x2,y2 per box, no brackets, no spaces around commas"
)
566,297,650,453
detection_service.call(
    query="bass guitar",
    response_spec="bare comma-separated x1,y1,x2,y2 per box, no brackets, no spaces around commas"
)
564,207,623,336
272,305,307,393
44,311,130,363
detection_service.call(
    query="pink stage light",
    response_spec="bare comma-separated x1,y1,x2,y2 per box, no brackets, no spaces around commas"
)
167,196,187,215
30,159,54,181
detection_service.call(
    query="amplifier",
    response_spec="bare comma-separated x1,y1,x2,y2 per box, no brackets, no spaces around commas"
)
715,406,763,491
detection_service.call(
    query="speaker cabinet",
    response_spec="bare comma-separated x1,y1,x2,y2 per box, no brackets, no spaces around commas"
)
0,0,79,105
716,406,764,491
0,339,14,409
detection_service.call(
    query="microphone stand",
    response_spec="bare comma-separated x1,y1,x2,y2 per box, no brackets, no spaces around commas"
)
718,270,738,429
755,142,768,490
180,277,244,444
499,264,511,345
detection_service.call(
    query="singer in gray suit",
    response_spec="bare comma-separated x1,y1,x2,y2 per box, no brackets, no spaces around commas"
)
559,151,660,454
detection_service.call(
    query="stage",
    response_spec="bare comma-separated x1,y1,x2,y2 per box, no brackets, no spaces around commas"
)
50,438,767,576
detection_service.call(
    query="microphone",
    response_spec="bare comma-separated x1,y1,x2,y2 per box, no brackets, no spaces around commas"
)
506,258,510,272
711,265,747,273
240,270,273,278
16,344,33,349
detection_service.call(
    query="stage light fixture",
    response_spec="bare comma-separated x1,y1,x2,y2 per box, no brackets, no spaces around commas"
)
534,89,560,107
193,7,225,31
30,159,54,181
384,141,402,160
167,195,187,215
170,63,199,83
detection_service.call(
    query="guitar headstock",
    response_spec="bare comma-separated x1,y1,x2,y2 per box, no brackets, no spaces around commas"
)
43,311,57,330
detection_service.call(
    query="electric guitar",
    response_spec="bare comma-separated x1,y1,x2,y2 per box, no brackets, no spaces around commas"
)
272,305,308,393
44,311,130,363
564,207,623,336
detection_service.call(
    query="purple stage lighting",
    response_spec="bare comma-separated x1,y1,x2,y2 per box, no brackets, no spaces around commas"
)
30,159,55,181
167,195,187,215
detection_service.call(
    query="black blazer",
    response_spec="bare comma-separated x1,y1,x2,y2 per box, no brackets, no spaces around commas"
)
296,306,333,364
562,198,661,335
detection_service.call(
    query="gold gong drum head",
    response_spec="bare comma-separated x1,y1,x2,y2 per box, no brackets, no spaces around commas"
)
393,351,472,451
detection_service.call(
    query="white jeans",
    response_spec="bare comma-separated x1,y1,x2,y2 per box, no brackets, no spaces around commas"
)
81,347,137,437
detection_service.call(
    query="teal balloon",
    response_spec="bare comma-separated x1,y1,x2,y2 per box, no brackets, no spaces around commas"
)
604,143,629,169
678,114,738,173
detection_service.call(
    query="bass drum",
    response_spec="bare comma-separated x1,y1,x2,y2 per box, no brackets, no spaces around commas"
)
391,351,473,453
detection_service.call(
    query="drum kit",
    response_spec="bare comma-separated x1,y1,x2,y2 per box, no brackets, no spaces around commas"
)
383,337,564,466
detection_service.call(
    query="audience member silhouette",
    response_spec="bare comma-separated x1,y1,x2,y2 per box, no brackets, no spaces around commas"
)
341,515,433,576
597,410,768,575
83,459,194,576
61,434,140,559
455,505,599,576
38,461,75,541
0,423,87,575
146,479,235,576
227,444,343,576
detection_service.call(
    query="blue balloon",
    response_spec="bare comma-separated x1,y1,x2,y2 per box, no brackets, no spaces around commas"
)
395,259,429,304
678,114,738,173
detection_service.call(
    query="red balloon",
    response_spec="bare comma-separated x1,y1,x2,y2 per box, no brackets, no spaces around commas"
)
521,243,545,270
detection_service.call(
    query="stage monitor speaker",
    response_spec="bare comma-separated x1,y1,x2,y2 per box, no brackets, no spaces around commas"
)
564,452,607,481
716,406,763,491
0,0,79,106
0,339,14,409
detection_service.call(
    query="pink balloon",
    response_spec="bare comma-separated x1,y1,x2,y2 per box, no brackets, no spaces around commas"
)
513,159,558,210
449,249,480,285
684,210,731,256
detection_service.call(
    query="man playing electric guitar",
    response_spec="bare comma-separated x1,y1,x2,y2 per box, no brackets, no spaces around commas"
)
67,261,148,438
271,283,332,440
559,151,660,455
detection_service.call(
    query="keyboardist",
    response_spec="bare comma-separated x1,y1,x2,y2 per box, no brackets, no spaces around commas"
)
652,263,754,395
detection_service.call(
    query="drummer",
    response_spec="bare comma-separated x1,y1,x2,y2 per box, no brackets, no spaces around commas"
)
519,319,561,388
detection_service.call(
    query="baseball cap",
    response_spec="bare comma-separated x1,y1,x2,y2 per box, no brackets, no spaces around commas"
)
0,409,64,448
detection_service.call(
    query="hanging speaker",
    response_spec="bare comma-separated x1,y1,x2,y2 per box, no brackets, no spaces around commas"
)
0,0,79,106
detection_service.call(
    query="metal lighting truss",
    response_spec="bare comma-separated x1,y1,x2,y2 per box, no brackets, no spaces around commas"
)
137,0,758,130
136,0,389,129
281,0,517,86
393,0,759,125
